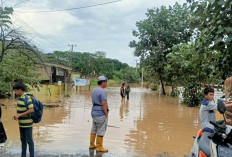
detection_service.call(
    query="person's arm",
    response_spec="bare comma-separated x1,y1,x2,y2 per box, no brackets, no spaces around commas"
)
13,108,34,120
101,100,108,118
225,101,232,108
13,96,34,120
203,101,217,111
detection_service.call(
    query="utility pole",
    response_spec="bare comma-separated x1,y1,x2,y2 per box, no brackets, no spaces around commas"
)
68,44,76,85
141,68,144,87
68,44,77,68
135,59,138,73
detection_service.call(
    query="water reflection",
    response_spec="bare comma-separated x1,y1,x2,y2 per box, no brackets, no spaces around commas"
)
0,86,202,156
89,149,108,157
125,92,200,156
120,100,129,121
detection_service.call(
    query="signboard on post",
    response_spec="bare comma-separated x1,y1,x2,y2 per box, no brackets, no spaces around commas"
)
74,79,86,86
58,81,62,95
58,81,62,86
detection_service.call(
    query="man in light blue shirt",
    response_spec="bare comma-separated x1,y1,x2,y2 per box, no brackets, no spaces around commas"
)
89,76,109,152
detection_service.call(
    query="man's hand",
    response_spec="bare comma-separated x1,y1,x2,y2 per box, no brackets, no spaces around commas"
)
225,101,232,108
226,118,232,125
13,114,20,120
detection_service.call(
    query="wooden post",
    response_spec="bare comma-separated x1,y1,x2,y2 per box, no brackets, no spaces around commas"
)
58,81,62,95
12,91,15,99
89,79,91,91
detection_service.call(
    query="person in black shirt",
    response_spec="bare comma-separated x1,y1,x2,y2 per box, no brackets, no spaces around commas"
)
120,83,125,101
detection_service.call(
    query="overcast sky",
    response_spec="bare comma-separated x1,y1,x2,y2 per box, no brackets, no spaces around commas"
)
6,0,186,66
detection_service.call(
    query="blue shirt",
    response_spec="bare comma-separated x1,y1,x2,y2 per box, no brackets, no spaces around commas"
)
91,87,108,117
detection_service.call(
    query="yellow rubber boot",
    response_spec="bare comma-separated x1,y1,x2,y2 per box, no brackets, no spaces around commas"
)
89,134,96,149
96,136,108,152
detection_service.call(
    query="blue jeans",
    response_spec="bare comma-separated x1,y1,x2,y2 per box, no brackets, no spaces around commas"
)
19,127,34,157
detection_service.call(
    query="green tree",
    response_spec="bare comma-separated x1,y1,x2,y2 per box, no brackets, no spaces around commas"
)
0,6,44,97
0,51,39,96
188,0,232,80
166,42,220,106
113,67,140,83
0,7,39,63
130,3,192,94
44,51,131,79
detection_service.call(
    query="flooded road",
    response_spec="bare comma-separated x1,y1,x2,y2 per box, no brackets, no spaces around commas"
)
0,87,225,157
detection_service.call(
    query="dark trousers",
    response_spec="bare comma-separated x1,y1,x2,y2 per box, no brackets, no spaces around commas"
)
19,127,34,157
125,92,129,100
0,121,7,143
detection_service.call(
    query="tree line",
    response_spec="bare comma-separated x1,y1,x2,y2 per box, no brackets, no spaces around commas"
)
42,51,140,82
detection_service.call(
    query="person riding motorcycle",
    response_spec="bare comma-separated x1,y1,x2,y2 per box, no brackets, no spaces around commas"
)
199,87,232,156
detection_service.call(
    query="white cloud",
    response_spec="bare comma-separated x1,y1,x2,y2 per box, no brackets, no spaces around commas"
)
13,12,81,36
7,0,186,67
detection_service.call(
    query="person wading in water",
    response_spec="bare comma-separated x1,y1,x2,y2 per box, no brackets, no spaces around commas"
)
89,76,109,152
125,84,131,100
120,83,125,102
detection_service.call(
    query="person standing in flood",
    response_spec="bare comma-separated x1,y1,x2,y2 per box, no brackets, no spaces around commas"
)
125,84,131,100
0,105,7,147
89,76,109,152
120,83,125,101
12,82,34,157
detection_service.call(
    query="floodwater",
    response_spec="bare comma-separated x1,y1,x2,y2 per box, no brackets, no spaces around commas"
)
0,86,224,157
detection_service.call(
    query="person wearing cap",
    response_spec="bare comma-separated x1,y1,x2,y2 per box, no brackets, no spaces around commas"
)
89,76,109,152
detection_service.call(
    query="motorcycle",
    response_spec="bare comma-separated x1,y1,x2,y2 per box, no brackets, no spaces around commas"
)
190,100,232,157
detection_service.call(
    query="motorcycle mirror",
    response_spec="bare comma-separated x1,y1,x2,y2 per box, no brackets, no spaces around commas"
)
217,99,226,114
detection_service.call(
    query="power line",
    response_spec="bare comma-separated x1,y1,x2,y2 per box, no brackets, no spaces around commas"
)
15,0,123,13
9,15,65,54
12,13,60,47
13,0,33,7
11,14,66,51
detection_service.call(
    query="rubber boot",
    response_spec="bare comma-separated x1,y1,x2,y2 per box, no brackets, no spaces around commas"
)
96,136,108,152
89,134,96,149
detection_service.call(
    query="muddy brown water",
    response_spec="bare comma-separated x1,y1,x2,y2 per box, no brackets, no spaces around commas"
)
0,87,224,157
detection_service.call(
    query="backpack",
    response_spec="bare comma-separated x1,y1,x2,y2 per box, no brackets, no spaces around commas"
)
126,86,131,92
24,95,43,123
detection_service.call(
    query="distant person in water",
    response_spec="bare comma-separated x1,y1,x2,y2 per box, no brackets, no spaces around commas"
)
125,84,131,100
0,105,7,148
120,83,125,101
